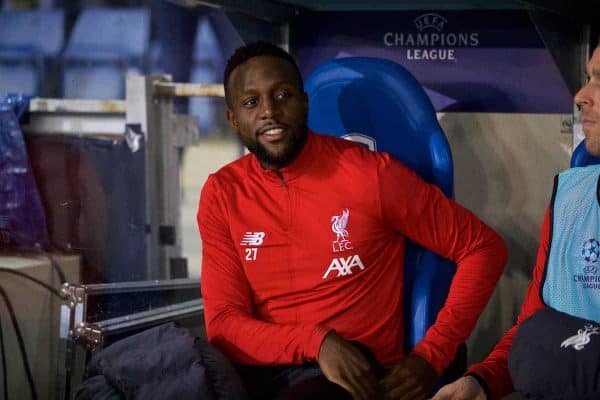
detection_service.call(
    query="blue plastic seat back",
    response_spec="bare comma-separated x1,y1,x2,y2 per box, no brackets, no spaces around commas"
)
65,8,149,66
193,16,223,65
189,16,222,134
0,64,37,95
0,10,64,95
0,10,64,59
305,57,456,352
571,140,600,167
63,65,125,99
189,65,218,133
62,8,148,99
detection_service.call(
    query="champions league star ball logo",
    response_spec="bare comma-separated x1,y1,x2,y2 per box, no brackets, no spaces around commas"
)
582,238,600,268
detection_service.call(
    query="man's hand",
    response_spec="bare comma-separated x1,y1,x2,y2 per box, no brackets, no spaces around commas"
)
317,331,378,400
379,353,436,400
431,376,487,400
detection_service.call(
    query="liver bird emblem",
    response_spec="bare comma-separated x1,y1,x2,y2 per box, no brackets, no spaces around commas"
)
560,324,600,350
331,209,350,241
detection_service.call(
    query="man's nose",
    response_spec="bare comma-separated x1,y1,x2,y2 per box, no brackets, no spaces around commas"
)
260,98,278,118
575,84,593,108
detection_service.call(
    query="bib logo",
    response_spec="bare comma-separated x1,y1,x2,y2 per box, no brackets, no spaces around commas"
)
383,12,480,61
582,238,600,267
573,238,600,288
322,255,365,279
331,208,354,252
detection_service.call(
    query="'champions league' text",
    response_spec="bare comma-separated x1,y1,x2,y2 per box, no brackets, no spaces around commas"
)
383,13,480,62
383,32,479,61
574,274,600,289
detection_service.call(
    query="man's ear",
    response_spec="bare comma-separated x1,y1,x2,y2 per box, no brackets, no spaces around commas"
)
226,109,238,130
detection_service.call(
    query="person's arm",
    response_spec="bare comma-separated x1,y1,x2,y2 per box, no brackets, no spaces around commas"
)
460,207,550,400
377,155,508,374
198,175,330,365
431,375,487,400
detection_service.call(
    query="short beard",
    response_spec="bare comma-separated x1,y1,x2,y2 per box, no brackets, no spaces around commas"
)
244,126,308,169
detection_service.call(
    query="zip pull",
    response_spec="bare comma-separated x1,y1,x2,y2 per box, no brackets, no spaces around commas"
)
273,169,287,187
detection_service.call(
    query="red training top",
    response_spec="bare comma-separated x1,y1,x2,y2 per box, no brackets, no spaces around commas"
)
198,131,507,373
467,208,550,399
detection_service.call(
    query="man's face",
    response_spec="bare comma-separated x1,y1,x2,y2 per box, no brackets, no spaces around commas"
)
226,56,308,169
575,46,600,156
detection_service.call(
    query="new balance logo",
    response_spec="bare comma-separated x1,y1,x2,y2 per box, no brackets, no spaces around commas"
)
240,232,265,246
322,255,365,279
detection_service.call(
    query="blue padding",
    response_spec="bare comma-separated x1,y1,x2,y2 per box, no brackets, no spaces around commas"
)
65,8,149,65
62,8,148,99
193,16,222,64
189,64,218,133
0,64,37,95
305,57,456,352
189,16,223,134
63,65,124,99
206,10,244,72
571,141,600,167
0,10,64,95
0,10,64,57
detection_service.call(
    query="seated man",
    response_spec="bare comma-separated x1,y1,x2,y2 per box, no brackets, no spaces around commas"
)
197,41,507,400
433,41,600,400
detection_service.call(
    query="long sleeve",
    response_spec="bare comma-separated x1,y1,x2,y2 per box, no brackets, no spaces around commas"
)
466,207,550,400
197,175,330,365
377,155,508,374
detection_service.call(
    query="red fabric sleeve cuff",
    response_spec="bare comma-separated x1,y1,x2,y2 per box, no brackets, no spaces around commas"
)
306,325,333,362
466,364,513,400
411,342,448,376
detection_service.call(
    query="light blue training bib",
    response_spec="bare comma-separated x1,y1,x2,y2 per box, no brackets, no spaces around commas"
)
543,165,600,322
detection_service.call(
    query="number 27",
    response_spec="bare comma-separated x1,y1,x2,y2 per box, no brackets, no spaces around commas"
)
245,248,257,261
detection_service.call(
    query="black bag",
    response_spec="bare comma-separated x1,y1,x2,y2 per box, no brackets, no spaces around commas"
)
509,307,600,399
75,322,247,400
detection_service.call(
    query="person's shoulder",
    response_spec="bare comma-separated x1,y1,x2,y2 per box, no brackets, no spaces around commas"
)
560,164,600,175
211,154,252,182
555,164,600,187
203,154,252,195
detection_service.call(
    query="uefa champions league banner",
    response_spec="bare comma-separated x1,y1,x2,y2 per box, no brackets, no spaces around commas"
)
292,10,572,113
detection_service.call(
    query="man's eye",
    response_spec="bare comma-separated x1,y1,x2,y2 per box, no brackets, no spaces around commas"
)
276,90,290,100
243,98,257,107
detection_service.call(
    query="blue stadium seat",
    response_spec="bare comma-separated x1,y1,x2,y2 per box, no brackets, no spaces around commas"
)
304,57,457,362
0,10,64,95
205,10,244,74
189,16,222,134
63,65,125,100
0,64,37,95
62,8,149,99
571,140,600,167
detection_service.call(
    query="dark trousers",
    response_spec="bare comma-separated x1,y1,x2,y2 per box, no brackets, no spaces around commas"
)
235,342,385,400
